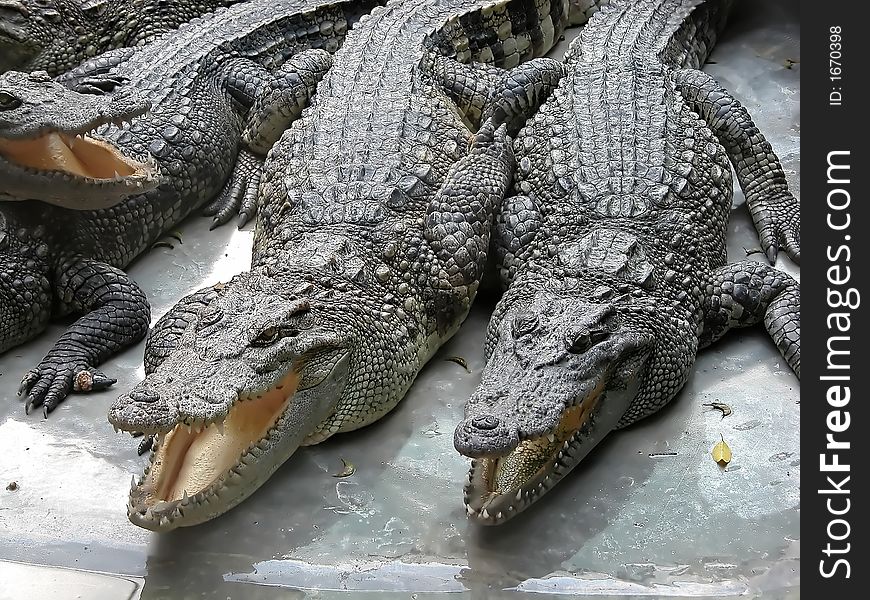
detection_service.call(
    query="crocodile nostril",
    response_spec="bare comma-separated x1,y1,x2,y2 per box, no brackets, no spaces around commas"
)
130,389,159,403
471,415,500,431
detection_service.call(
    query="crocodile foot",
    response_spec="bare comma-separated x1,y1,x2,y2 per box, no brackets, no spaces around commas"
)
202,148,262,229
19,361,116,417
750,192,800,264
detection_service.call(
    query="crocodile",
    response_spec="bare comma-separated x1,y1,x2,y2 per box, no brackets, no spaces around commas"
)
1,0,378,415
0,0,248,76
453,0,801,524
107,0,581,531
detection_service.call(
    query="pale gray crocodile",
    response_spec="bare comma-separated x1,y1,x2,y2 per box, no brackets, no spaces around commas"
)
107,0,579,531
1,0,376,415
453,0,801,524
0,0,247,75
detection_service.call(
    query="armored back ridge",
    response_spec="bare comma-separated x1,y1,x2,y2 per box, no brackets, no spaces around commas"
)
107,0,591,531
455,0,801,524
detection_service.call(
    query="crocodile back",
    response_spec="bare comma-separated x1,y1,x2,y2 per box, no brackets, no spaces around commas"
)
252,0,569,435
257,0,569,261
502,0,734,294
494,0,736,422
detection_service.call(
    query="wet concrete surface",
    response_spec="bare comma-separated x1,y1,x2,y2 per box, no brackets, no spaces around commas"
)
0,1,799,598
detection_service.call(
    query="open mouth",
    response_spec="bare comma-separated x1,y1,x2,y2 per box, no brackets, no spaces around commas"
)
113,348,350,531
122,367,304,530
0,128,151,181
464,384,606,525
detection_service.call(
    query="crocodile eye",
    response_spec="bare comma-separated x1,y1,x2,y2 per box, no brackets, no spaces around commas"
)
197,306,223,329
251,326,281,347
511,313,539,337
0,92,22,111
566,329,591,354
79,0,109,17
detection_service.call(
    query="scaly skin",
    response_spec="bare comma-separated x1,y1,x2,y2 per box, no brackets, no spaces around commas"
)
0,0,246,76
108,0,574,532
455,0,801,524
0,0,376,416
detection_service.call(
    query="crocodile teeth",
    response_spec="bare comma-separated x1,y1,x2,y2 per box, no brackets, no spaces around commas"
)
547,434,556,444
181,489,190,505
515,490,522,501
496,511,504,520
481,508,491,519
215,420,225,435
466,505,477,517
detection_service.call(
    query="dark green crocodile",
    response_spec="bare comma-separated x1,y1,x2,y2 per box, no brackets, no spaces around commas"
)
107,0,580,531
0,0,379,416
454,0,801,524
0,0,247,75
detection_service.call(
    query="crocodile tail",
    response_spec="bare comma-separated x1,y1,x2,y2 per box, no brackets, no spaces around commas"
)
660,0,735,69
427,0,571,69
565,0,734,67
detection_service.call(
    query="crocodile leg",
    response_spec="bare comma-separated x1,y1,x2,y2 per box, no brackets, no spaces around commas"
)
427,52,503,127
203,50,334,228
492,194,543,291
18,257,150,416
429,54,566,133
424,119,513,321
672,68,800,264
699,260,800,378
481,58,567,135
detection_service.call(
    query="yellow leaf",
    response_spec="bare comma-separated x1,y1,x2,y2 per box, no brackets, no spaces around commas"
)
711,435,732,465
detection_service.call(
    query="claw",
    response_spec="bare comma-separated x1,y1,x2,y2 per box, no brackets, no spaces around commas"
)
18,369,38,396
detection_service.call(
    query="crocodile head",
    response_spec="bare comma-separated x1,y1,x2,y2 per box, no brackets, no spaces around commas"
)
455,285,654,524
108,269,354,531
0,0,51,72
0,1,115,74
0,70,158,208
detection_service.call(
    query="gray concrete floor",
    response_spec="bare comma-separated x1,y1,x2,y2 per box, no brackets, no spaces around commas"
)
0,1,800,598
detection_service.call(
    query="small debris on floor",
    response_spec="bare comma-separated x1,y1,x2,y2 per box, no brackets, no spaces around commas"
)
703,401,732,418
6,481,19,491
712,435,733,466
332,457,356,478
445,356,470,372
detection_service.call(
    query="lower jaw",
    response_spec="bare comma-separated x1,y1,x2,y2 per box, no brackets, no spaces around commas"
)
465,451,570,525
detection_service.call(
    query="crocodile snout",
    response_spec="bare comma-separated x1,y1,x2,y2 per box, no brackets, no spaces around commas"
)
454,413,519,458
130,389,160,403
471,415,500,431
